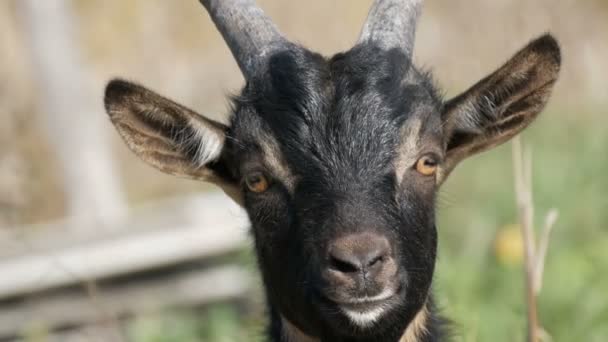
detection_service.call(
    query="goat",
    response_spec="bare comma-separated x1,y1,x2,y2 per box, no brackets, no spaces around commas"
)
103,0,561,341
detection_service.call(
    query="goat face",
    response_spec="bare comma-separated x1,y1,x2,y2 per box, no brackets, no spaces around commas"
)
103,1,560,340
230,45,442,337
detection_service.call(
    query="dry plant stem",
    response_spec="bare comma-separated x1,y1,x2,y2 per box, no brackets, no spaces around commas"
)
512,137,539,342
535,210,558,294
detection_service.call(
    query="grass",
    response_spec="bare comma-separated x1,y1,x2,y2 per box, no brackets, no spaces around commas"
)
128,305,257,342
126,109,607,341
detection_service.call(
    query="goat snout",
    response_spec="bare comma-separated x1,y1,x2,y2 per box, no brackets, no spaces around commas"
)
329,233,390,275
323,232,398,301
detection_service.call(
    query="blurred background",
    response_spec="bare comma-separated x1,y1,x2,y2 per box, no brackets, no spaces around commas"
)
0,0,606,341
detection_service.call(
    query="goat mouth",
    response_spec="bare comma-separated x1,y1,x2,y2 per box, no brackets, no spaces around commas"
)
320,290,398,328
340,303,391,328
341,287,396,304
340,297,396,328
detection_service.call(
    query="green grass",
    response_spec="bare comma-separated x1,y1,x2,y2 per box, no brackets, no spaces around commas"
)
435,110,608,341
127,110,608,341
128,305,258,342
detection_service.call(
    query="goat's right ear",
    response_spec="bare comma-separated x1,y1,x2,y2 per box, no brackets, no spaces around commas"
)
104,79,242,204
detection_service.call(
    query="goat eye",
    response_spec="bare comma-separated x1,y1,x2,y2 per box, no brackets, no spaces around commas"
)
245,172,269,193
415,155,438,176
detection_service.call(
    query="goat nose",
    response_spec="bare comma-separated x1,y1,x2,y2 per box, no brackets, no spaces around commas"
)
328,233,391,275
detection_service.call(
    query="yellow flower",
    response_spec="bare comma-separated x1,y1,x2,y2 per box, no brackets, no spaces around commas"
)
494,224,524,266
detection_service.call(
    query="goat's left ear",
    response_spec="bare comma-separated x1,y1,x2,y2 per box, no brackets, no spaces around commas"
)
439,34,561,183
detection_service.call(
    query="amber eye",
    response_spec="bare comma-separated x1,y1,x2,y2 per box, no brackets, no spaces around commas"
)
415,155,439,176
245,172,270,193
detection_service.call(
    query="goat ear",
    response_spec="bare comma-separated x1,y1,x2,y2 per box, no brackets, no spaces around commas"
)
439,34,561,182
104,79,242,204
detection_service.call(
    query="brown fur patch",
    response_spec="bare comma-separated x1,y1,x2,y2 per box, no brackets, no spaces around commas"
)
399,303,430,342
258,132,296,193
280,303,430,342
281,317,318,342
394,117,423,185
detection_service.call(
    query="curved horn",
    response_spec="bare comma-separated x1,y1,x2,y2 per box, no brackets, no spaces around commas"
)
358,0,423,58
200,0,288,79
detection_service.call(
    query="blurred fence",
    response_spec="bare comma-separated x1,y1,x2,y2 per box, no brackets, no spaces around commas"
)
1,4,252,339
0,193,250,340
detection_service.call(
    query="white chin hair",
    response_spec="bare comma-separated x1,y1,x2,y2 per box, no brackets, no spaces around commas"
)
342,306,387,327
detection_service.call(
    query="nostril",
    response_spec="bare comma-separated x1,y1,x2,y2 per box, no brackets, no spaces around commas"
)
329,254,361,273
366,254,385,269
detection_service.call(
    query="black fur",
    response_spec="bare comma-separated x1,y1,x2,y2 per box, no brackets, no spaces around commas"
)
225,43,447,341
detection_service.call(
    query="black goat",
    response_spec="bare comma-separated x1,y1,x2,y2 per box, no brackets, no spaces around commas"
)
103,1,561,341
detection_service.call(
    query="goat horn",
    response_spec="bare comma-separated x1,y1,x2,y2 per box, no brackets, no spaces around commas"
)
200,0,288,79
358,0,423,58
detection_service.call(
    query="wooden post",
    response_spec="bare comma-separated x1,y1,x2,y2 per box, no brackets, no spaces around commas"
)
18,0,127,226
0,1,27,226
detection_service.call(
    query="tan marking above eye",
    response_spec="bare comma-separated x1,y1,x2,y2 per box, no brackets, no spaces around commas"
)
415,155,438,176
245,172,270,193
